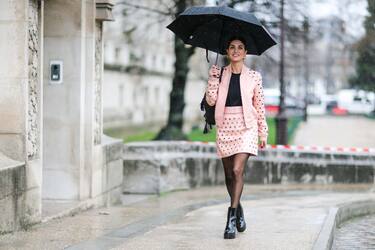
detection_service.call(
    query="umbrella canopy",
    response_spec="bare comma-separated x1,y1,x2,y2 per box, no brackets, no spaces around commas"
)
167,6,277,56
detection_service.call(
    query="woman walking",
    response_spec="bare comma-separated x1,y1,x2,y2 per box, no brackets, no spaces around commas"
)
205,37,268,239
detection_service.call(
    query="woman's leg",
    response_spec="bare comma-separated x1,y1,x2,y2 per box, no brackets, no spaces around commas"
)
222,155,238,239
221,155,235,199
231,153,250,208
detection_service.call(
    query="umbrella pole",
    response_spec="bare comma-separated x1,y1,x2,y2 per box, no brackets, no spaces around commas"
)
215,19,225,66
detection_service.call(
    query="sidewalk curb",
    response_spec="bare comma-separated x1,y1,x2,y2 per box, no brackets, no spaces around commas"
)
41,202,95,223
312,198,375,250
41,186,122,223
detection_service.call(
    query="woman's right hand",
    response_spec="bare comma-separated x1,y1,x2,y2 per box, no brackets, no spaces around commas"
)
209,65,221,78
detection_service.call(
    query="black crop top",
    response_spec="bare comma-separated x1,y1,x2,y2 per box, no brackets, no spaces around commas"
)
225,73,242,106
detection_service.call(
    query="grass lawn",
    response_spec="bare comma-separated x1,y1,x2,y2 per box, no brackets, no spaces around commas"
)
187,117,277,145
121,131,157,142
105,116,303,145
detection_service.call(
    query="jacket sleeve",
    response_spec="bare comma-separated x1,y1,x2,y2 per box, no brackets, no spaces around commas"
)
205,75,220,106
253,72,268,141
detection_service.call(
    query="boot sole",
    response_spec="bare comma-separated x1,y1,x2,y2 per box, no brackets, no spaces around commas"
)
237,225,246,232
224,233,235,239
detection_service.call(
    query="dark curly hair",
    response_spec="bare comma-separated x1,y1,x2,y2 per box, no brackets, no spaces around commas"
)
226,36,247,51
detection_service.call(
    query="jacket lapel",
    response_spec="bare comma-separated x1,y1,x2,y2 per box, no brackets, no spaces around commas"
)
218,65,231,101
215,66,231,127
215,64,255,128
240,65,251,108
240,65,255,127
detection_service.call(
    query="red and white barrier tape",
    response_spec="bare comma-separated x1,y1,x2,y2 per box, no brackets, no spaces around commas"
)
265,144,375,153
186,141,375,153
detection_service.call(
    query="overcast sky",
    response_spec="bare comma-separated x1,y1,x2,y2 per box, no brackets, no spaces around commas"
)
207,0,369,38
310,0,368,37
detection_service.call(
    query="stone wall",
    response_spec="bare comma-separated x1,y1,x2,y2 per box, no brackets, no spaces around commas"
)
0,163,26,234
42,0,108,201
0,0,120,234
27,0,40,160
0,0,29,161
123,141,375,194
0,0,43,234
0,153,38,234
94,21,103,145
91,135,123,205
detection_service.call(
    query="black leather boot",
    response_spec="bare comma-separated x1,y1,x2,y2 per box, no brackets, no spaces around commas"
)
224,207,237,239
236,203,246,232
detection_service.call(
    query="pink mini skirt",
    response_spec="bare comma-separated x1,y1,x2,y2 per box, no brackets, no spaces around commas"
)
216,106,258,158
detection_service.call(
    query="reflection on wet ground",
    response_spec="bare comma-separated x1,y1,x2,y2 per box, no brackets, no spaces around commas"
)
332,214,375,250
0,184,374,250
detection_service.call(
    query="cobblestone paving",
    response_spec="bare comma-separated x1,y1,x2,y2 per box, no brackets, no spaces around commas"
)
332,214,375,250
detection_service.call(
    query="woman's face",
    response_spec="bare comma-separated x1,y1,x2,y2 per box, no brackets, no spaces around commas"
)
226,40,247,63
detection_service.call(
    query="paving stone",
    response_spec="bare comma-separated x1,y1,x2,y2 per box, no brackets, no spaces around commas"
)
0,184,374,250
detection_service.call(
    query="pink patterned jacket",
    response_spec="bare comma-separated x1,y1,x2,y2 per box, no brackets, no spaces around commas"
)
205,64,268,141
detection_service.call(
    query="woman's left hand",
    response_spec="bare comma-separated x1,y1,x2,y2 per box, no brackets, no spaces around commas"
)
259,138,267,149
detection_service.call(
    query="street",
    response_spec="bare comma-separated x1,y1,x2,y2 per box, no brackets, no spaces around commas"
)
292,115,375,148
0,184,373,250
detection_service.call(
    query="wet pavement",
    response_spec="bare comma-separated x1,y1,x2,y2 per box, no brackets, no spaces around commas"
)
332,214,375,250
0,184,374,250
293,116,375,148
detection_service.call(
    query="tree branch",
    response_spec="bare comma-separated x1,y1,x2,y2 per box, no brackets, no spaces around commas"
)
159,0,178,15
116,1,172,16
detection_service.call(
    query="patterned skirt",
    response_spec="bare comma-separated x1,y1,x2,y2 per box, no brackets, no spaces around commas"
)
216,106,258,158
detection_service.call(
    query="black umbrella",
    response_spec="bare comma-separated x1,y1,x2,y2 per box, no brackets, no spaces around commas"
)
167,5,277,63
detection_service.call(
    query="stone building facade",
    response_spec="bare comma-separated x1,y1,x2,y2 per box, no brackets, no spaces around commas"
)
0,0,122,234
102,0,208,133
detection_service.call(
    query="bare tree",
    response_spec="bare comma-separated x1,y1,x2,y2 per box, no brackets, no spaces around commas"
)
154,0,199,140
119,0,312,141
118,0,201,140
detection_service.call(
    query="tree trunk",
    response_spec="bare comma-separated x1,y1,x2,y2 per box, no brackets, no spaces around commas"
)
154,0,195,140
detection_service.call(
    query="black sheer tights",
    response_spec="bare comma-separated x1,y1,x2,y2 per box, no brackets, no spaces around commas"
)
221,153,250,208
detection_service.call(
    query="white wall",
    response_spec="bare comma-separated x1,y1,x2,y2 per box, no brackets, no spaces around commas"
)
43,0,96,200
